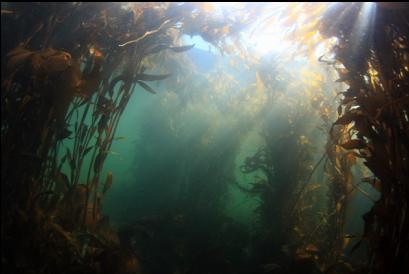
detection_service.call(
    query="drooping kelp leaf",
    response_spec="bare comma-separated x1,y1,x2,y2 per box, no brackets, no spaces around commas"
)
168,44,195,53
135,73,171,81
136,80,157,94
145,43,195,56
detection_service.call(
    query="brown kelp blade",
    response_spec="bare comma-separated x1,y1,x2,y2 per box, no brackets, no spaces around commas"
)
145,43,195,55
169,44,195,53
135,73,171,81
136,80,157,94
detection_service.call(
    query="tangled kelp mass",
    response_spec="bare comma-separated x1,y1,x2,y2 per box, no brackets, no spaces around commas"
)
1,2,408,274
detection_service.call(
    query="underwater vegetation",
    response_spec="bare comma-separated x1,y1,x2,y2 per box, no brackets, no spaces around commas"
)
319,3,409,273
1,2,408,274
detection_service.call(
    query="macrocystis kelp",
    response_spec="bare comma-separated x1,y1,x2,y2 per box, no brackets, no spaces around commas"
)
231,52,363,273
232,60,324,272
319,3,409,274
299,65,357,272
1,3,245,274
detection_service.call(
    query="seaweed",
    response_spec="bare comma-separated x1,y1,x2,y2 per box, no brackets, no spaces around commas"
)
320,3,409,273
2,3,408,274
1,3,239,273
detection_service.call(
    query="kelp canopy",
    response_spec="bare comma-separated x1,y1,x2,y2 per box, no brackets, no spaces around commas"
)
1,2,408,274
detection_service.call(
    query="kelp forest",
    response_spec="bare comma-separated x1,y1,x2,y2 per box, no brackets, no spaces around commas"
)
1,2,408,274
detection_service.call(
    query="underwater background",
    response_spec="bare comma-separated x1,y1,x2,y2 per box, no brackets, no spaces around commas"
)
2,3,408,274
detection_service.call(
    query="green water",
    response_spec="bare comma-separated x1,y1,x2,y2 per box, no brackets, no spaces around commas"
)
69,47,370,272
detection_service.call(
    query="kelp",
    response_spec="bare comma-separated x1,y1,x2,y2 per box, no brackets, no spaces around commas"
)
319,3,409,274
232,48,366,272
2,2,408,274
233,59,323,271
294,61,358,272
319,127,356,272
1,3,242,274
